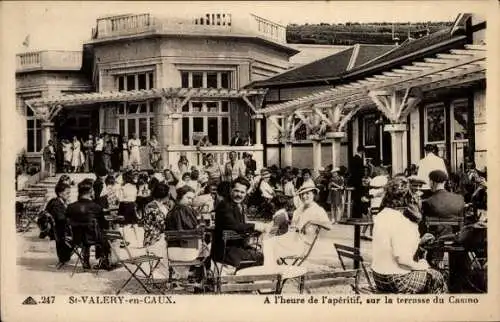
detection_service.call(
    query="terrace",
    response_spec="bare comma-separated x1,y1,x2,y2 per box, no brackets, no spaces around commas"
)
16,51,83,73
90,12,287,45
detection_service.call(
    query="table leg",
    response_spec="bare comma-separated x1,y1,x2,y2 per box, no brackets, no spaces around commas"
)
354,226,360,269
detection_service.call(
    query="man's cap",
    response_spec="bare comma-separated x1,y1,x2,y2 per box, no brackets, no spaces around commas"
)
429,170,448,183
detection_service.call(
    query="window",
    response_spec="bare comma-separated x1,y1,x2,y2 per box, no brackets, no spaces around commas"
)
424,103,447,158
180,101,230,145
363,114,378,147
115,71,155,91
179,70,233,89
117,101,155,144
27,119,42,153
451,99,470,172
19,93,42,153
293,118,307,141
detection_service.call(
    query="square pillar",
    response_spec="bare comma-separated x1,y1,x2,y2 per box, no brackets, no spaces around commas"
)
326,131,345,169
310,135,323,173
284,140,293,167
41,121,54,176
384,123,407,175
156,100,173,168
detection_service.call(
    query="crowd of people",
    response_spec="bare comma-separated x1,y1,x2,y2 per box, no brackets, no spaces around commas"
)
42,133,163,177
36,141,487,294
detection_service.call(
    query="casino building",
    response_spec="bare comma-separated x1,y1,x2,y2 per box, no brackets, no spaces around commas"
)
16,12,487,178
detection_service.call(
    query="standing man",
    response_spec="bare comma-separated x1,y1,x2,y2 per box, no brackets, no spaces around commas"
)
42,139,57,177
224,151,246,182
211,177,266,269
417,144,448,198
94,133,105,176
349,145,365,219
83,134,95,173
230,131,244,146
243,152,257,173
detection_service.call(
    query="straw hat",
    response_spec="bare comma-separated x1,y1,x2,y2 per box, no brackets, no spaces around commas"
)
331,167,340,173
260,168,272,178
370,175,388,188
296,180,319,195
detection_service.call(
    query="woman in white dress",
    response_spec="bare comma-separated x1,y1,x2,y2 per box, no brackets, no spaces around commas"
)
62,139,73,173
262,180,331,267
128,133,141,170
71,136,84,172
121,136,129,170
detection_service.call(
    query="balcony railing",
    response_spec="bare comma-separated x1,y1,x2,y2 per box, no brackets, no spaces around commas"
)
91,13,287,44
16,51,82,72
166,145,264,170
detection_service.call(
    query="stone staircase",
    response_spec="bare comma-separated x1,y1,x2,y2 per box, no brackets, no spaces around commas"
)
17,173,96,202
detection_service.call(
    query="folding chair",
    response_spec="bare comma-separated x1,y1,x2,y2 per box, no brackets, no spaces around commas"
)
334,243,377,294
103,230,163,295
212,230,262,285
68,220,101,277
276,220,332,293
164,229,210,293
218,273,282,294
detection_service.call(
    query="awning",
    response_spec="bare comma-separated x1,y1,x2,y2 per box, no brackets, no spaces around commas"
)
25,87,268,108
260,44,486,116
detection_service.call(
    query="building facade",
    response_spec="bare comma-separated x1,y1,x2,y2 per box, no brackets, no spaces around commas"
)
16,12,300,171
252,13,487,176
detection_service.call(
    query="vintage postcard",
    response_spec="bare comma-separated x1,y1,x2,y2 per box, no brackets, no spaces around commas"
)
1,1,499,321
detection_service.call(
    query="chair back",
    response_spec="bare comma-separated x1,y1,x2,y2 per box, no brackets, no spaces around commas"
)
164,229,205,242
295,220,332,266
219,273,282,294
334,243,374,291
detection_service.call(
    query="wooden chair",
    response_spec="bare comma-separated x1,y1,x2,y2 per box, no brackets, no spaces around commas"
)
103,230,163,295
334,243,377,294
68,220,101,277
164,229,210,293
426,217,464,233
277,220,332,266
300,269,357,294
218,273,282,294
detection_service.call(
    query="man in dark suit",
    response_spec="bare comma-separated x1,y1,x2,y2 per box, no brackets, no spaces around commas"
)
45,182,72,267
230,131,244,146
349,145,365,218
211,177,266,269
66,179,109,269
243,152,257,173
421,170,465,238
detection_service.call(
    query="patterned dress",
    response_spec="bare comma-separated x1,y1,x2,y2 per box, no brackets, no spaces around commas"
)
143,200,170,247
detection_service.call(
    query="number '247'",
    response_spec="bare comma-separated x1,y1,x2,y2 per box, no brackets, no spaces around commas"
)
40,296,55,304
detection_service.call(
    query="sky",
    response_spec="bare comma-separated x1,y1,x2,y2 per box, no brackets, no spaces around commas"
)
2,1,489,52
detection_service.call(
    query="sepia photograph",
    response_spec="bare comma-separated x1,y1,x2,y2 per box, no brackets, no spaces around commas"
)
1,1,498,321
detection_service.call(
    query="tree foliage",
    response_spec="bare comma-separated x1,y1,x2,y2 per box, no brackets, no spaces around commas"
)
286,21,453,45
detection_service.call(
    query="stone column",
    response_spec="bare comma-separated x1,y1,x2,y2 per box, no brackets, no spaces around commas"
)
310,135,323,173
41,121,54,175
384,123,407,175
156,99,172,168
326,131,345,169
253,114,263,145
284,139,293,167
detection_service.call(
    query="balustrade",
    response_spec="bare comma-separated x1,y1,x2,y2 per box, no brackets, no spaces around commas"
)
16,51,82,71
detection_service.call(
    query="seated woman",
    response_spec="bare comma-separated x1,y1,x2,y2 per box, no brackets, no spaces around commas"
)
165,185,206,279
371,176,447,294
262,181,331,267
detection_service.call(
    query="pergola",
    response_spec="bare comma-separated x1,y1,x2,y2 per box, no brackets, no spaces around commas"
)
259,44,486,173
24,87,268,170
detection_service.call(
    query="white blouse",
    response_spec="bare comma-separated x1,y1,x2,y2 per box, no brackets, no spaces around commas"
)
371,207,421,275
120,183,138,202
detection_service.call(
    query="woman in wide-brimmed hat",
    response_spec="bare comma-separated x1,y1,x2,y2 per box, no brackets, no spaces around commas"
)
261,180,331,267
371,176,447,294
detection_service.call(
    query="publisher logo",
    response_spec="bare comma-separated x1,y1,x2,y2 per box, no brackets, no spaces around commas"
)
22,296,38,305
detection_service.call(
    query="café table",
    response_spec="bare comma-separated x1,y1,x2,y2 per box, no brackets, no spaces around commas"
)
337,218,373,269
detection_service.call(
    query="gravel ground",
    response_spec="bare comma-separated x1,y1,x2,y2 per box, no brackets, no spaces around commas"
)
17,223,372,295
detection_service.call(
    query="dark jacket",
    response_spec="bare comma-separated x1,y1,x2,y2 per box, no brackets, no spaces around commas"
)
45,197,67,222
164,204,200,248
66,198,107,245
349,154,364,188
211,200,262,268
422,189,465,237
230,136,244,146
